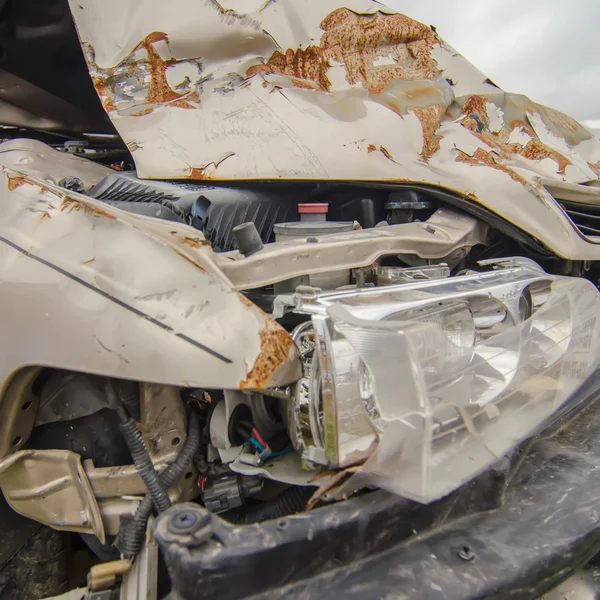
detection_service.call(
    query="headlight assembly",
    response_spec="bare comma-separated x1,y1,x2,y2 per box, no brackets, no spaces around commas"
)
288,258,600,503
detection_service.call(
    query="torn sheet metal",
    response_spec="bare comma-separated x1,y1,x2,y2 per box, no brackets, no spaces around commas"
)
215,207,488,290
0,139,300,396
69,0,600,259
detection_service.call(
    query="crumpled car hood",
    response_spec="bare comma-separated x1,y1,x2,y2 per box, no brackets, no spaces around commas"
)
68,0,600,258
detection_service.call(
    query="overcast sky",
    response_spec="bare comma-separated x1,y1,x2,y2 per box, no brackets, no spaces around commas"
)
385,0,600,132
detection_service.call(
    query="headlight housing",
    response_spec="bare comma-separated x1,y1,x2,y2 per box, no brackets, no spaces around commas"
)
289,258,600,503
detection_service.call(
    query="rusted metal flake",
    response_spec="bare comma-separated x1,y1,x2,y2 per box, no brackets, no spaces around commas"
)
181,237,203,248
460,95,491,133
170,231,209,249
510,119,536,138
60,196,116,219
240,318,299,390
130,107,155,117
184,154,235,180
186,167,212,180
206,0,263,29
6,176,29,191
247,47,331,91
92,77,117,113
520,140,571,174
456,148,529,187
459,95,572,175
456,147,526,185
60,197,75,212
379,146,394,161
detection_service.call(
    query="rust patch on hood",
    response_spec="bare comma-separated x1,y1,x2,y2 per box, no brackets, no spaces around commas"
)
460,95,490,132
247,47,331,91
520,140,571,174
510,119,536,138
367,144,377,153
456,147,552,205
246,8,440,93
459,95,572,175
412,105,444,161
239,307,299,390
140,32,187,105
320,8,440,92
457,147,529,187
84,32,204,116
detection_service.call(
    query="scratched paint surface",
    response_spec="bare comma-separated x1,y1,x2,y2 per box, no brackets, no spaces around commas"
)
0,140,300,391
69,0,600,257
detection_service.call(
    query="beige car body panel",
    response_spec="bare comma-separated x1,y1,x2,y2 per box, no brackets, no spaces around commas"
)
0,139,301,411
0,139,485,408
68,0,600,260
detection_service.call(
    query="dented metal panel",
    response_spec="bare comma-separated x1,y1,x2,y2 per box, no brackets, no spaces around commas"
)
0,139,300,400
216,208,488,290
68,0,600,260
0,449,106,542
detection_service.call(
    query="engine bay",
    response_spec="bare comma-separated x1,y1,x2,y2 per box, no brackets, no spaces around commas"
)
0,0,600,596
0,137,598,598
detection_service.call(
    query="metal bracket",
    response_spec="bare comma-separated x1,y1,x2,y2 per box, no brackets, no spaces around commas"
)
0,448,106,543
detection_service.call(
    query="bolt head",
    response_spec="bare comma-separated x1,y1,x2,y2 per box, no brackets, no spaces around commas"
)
169,510,201,534
457,546,475,562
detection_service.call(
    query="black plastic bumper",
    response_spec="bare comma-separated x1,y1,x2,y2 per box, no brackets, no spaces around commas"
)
155,371,600,599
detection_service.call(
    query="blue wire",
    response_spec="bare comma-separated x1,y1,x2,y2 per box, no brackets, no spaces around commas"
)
249,437,265,452
270,447,293,458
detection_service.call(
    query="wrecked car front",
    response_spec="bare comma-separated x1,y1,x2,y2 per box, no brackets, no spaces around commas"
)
1,0,600,598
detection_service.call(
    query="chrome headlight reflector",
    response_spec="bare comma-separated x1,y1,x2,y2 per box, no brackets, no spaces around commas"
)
290,258,600,503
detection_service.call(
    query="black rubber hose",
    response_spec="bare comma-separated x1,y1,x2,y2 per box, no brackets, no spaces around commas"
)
119,417,171,514
227,485,314,525
119,410,200,556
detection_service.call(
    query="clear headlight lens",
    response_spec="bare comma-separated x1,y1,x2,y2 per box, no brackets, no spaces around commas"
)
291,258,600,503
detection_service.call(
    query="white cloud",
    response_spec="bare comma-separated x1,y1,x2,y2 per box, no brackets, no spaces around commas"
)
384,0,600,125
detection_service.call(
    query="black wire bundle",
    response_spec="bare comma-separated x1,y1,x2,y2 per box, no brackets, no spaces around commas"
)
118,409,201,556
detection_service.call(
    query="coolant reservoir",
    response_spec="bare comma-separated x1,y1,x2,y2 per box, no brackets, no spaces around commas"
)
274,204,354,291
